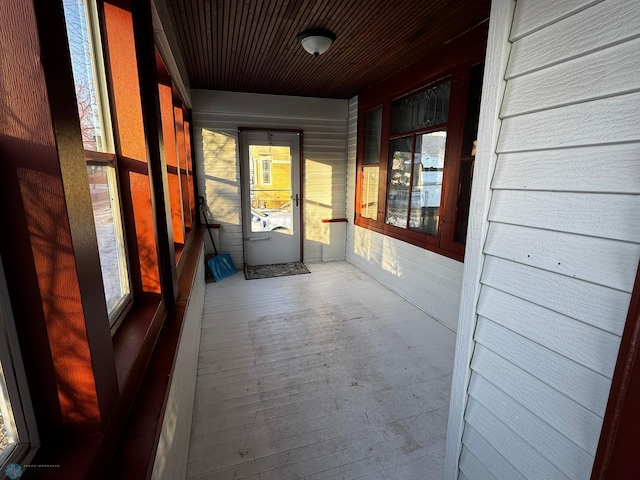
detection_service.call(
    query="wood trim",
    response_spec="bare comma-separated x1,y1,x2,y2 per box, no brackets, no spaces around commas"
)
592,260,640,479
11,0,121,438
299,130,304,262
85,151,117,163
130,0,178,306
103,0,160,297
444,1,516,478
440,64,471,256
108,228,205,478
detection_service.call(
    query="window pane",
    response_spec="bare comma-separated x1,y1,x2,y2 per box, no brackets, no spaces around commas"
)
249,146,293,234
409,131,446,235
462,63,484,156
391,81,450,135
385,137,413,228
63,0,112,152
0,361,17,462
360,165,379,219
260,156,272,185
455,160,474,243
363,108,382,164
88,166,130,319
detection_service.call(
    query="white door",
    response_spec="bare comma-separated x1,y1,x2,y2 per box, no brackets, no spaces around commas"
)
240,130,301,266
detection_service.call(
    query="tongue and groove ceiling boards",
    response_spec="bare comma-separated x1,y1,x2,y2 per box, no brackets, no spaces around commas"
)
165,0,491,98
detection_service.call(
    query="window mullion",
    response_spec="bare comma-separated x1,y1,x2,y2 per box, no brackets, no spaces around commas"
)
405,135,417,230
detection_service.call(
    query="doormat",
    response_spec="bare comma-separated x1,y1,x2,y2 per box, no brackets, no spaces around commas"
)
244,262,311,280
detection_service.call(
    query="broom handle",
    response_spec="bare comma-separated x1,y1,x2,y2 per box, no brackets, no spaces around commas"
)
198,196,219,256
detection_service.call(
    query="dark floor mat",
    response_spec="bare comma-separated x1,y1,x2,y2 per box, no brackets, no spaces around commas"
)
244,261,311,280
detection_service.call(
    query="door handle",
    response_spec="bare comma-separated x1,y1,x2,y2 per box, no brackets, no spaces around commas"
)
294,194,299,207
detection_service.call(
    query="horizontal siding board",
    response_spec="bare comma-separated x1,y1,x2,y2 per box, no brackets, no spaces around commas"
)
461,425,527,480
477,286,621,378
506,0,640,78
465,400,572,479
492,143,640,194
469,374,594,480
353,228,464,286
481,255,631,335
510,0,602,41
194,113,348,131
471,345,603,454
475,318,611,414
484,223,640,292
489,190,640,244
459,446,497,480
497,91,640,152
502,37,640,117
461,3,640,478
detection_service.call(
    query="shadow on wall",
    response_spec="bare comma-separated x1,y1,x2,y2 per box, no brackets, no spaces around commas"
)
352,224,404,278
304,158,333,246
200,129,243,267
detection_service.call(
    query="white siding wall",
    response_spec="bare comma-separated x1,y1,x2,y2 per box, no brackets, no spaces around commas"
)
151,245,205,480
457,0,640,478
192,90,348,266
345,97,464,331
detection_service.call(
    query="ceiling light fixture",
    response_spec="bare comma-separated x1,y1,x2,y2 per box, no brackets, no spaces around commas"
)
297,28,336,57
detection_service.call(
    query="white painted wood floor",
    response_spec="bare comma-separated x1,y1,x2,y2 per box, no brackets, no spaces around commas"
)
187,261,455,480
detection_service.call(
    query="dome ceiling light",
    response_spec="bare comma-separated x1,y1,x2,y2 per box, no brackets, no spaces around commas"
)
297,28,336,57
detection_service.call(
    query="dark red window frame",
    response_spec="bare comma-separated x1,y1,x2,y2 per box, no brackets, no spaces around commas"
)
354,25,488,262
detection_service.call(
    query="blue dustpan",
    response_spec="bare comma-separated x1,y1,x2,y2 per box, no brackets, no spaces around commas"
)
207,253,237,281
199,196,237,282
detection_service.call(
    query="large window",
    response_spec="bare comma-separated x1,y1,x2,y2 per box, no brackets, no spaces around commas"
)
356,62,484,260
63,0,131,323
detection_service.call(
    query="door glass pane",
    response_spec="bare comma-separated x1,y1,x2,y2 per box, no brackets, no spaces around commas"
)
385,137,413,228
88,165,130,318
63,0,113,153
409,131,446,235
248,145,292,234
391,81,450,135
363,107,382,165
360,165,379,219
0,360,17,461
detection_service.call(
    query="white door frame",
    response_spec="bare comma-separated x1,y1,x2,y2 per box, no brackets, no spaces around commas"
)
239,128,304,266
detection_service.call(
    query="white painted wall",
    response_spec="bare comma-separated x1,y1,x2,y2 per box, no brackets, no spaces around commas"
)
192,90,349,266
448,0,640,478
151,245,206,480
345,97,464,331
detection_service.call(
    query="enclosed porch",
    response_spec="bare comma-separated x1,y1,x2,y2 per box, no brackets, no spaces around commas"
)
187,261,455,480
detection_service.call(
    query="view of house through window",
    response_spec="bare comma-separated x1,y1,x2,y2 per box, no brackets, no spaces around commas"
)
63,0,131,323
249,145,293,234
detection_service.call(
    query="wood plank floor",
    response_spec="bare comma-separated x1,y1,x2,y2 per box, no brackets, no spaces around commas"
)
187,261,455,480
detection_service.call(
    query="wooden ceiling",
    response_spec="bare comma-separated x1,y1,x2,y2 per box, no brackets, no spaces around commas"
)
165,0,491,99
